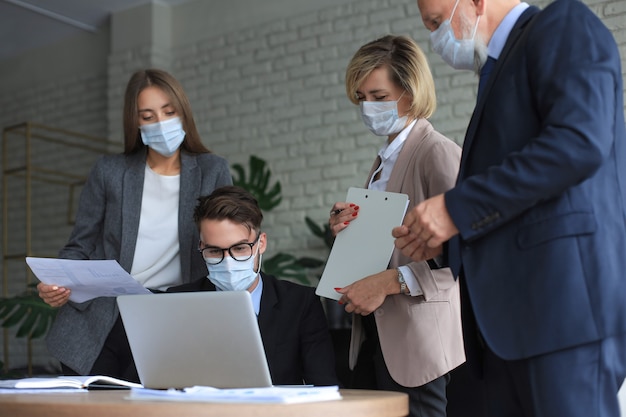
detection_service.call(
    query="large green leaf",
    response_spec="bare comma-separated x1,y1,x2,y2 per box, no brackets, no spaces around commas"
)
262,253,327,285
262,253,311,285
231,155,282,211
304,216,334,250
0,287,57,340
294,256,325,269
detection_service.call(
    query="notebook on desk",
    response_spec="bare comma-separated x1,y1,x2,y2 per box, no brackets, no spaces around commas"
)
117,291,273,390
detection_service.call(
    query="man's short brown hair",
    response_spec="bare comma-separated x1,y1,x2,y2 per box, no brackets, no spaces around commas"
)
194,186,263,233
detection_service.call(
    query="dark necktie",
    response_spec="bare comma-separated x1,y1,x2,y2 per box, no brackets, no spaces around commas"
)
477,56,497,100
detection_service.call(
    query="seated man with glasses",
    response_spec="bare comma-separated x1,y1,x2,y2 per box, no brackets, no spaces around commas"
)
167,185,339,386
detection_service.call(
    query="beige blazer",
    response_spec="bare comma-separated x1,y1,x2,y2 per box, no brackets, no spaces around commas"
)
349,119,466,387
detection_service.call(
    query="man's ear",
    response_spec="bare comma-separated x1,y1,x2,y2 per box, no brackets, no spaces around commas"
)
258,232,268,255
473,0,486,16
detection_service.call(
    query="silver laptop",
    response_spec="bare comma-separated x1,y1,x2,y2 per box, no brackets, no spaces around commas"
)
117,291,273,389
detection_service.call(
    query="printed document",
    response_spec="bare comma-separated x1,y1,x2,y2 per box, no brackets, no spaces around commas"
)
129,385,341,404
26,257,151,303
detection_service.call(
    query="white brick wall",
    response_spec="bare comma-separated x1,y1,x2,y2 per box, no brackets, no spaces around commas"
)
0,0,624,372
166,0,626,263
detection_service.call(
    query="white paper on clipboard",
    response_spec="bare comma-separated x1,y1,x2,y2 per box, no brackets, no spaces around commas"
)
315,187,409,301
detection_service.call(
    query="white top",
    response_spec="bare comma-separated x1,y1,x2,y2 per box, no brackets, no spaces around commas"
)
130,165,182,291
368,120,423,296
368,120,416,191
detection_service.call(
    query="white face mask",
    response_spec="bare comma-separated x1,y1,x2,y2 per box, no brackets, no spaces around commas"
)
139,116,185,157
359,93,408,136
430,0,481,71
206,249,261,292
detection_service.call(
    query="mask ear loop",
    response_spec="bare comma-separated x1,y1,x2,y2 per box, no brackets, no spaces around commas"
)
448,0,480,41
252,232,262,274
470,15,481,40
254,253,263,275
449,0,461,23
396,89,417,126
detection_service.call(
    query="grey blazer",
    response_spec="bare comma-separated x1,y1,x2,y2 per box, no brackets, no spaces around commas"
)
349,119,466,387
46,150,232,374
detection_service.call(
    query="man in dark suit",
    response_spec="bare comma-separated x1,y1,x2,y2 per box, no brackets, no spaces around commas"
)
168,186,338,386
392,0,626,415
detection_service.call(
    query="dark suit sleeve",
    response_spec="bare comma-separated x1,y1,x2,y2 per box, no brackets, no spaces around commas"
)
446,0,621,242
298,289,339,386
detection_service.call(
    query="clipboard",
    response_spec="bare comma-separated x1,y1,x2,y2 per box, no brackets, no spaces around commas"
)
315,187,409,301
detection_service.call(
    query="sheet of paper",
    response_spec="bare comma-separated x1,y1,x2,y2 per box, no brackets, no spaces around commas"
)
128,385,341,404
315,187,409,301
26,257,151,303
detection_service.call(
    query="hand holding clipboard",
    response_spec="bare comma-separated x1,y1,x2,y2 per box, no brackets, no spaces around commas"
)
316,187,409,301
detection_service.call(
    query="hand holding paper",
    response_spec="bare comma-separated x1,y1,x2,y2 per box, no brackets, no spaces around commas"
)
37,282,71,308
26,257,151,303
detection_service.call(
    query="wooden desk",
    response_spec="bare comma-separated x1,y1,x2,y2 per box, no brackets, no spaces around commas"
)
0,389,408,417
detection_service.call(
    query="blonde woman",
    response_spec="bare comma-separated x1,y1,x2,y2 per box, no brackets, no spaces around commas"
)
329,35,464,417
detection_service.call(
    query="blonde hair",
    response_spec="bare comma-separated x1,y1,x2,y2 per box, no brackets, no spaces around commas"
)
345,35,436,119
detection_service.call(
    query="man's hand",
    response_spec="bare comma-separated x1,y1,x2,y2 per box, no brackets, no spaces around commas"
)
392,194,458,262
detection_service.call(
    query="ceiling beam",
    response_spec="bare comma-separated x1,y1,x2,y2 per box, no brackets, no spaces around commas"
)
3,0,98,32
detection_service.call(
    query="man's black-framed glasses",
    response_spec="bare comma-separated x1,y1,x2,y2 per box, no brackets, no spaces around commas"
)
198,233,260,265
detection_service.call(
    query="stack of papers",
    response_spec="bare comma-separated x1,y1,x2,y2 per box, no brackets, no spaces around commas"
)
129,385,342,404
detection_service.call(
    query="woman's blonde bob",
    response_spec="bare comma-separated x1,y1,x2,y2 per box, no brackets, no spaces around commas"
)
345,35,436,120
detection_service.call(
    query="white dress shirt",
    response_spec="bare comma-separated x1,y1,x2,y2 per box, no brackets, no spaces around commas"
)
368,120,423,296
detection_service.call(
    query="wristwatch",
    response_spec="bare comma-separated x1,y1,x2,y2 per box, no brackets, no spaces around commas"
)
397,268,409,295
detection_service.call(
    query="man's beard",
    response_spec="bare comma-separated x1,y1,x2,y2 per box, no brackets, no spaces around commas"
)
458,9,488,74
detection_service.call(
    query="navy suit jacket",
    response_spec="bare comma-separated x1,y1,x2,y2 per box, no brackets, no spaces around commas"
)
446,0,626,360
168,272,339,386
